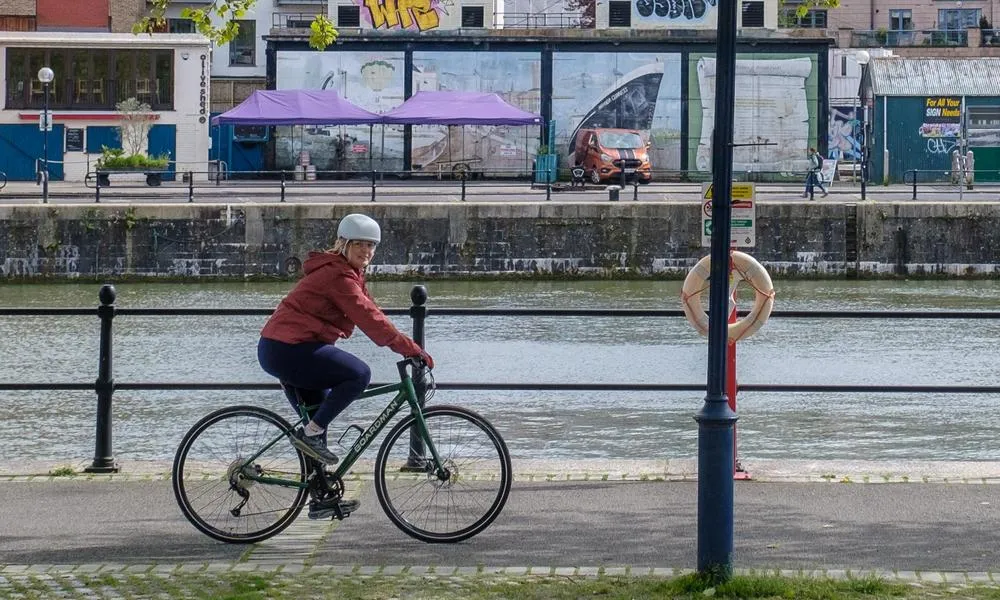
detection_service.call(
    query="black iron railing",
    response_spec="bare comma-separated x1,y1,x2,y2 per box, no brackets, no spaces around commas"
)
4,285,1000,473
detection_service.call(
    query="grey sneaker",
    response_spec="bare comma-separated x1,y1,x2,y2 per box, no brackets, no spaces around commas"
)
291,430,339,464
308,498,361,520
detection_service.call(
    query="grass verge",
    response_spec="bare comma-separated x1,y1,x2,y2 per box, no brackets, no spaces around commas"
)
3,571,999,600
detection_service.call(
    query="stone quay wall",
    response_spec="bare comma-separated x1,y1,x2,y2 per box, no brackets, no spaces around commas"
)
1,202,998,279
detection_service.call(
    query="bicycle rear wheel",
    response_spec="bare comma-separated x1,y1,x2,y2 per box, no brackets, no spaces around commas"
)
172,405,309,544
374,405,512,543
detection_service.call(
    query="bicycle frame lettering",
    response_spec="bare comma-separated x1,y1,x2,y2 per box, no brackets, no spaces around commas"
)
349,392,406,459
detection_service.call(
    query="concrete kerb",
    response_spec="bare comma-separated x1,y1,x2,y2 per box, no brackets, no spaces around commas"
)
4,458,1000,484
0,562,998,587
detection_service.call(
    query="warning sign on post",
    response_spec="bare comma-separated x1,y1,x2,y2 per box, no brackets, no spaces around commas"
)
701,182,756,248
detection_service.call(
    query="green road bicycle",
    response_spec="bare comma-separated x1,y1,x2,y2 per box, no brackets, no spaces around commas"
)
172,358,512,544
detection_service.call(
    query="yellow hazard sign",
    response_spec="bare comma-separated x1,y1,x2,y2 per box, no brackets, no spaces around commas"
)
702,182,755,201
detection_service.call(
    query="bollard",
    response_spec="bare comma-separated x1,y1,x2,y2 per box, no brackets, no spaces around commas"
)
633,180,639,201
371,169,377,202
607,185,621,201
461,171,467,201
187,171,194,203
546,182,552,201
280,171,286,203
911,170,917,200
95,171,101,204
86,284,119,473
405,285,428,468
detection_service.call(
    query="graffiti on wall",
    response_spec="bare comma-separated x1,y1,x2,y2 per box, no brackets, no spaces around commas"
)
275,52,406,172
552,52,682,171
411,51,542,174
360,0,444,31
635,0,716,21
829,106,860,161
689,54,817,172
1,245,80,277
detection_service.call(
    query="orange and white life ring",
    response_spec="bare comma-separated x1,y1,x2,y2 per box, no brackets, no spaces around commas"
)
681,251,775,343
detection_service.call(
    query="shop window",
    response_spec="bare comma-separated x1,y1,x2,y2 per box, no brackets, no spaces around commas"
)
229,20,255,66
461,6,485,27
608,1,631,27
4,47,173,111
338,6,361,27
742,1,765,27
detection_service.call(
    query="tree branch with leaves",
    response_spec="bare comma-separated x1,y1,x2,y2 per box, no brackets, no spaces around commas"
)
779,0,840,22
136,0,338,51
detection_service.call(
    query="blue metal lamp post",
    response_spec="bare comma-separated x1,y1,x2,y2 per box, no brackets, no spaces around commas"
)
37,66,54,204
696,0,739,581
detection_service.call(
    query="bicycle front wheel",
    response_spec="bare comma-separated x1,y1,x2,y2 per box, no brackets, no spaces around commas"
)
374,405,512,543
172,405,309,544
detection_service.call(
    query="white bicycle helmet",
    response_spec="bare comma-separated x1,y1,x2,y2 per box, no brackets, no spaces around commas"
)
337,213,381,244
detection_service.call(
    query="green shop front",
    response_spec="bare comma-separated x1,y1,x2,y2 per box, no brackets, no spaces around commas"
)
861,57,1000,183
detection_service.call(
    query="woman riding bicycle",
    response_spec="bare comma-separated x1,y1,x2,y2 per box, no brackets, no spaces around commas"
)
257,213,434,469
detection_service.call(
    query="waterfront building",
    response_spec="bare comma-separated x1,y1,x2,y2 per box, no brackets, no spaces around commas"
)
0,31,211,182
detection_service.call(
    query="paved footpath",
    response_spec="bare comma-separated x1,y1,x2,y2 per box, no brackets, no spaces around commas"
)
3,458,1000,587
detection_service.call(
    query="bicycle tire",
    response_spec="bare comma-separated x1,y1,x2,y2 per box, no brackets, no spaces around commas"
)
374,405,512,543
172,405,309,544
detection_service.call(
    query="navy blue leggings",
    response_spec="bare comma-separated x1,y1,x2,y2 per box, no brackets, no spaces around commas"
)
257,337,372,430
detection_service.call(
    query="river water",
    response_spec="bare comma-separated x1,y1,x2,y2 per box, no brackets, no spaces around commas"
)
2,279,999,464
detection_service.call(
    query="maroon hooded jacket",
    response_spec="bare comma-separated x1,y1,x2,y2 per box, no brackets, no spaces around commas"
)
260,251,422,357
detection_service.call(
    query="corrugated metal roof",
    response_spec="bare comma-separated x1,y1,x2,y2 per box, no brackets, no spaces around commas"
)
869,57,1000,96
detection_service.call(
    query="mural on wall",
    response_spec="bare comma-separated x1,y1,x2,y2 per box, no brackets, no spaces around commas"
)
275,52,406,172
360,0,445,31
688,54,817,173
552,52,682,172
829,105,860,161
411,51,542,175
635,0,717,23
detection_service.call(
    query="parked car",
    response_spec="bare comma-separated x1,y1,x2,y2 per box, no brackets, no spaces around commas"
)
573,128,652,184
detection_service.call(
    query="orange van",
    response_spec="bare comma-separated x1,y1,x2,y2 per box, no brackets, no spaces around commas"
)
573,128,652,184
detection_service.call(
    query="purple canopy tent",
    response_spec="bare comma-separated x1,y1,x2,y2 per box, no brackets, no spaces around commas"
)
211,89,382,175
380,91,542,177
379,91,542,125
211,89,380,125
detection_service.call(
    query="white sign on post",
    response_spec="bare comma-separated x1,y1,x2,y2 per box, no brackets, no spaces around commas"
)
38,111,52,132
701,182,756,248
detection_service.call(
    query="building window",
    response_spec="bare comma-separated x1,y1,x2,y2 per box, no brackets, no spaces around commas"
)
4,47,173,111
0,15,37,31
461,6,485,27
229,20,255,66
779,8,827,28
889,9,912,30
608,1,631,27
939,8,980,29
742,1,765,27
167,18,196,33
337,5,361,27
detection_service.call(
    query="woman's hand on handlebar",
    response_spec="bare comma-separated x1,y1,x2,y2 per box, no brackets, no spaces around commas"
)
411,350,434,370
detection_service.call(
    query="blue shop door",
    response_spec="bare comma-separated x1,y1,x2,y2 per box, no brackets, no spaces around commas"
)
0,124,65,181
230,140,265,174
147,124,177,182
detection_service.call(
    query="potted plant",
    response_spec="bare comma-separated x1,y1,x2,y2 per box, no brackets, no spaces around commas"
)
94,98,170,186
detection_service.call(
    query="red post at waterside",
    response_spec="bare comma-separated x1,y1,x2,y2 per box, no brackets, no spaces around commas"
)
727,249,750,480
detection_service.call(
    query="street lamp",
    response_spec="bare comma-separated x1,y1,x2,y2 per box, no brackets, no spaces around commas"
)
37,66,54,204
855,51,870,201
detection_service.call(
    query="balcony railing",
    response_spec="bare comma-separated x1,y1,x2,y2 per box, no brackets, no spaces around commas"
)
496,12,593,28
272,12,322,29
851,29,969,48
4,78,174,111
